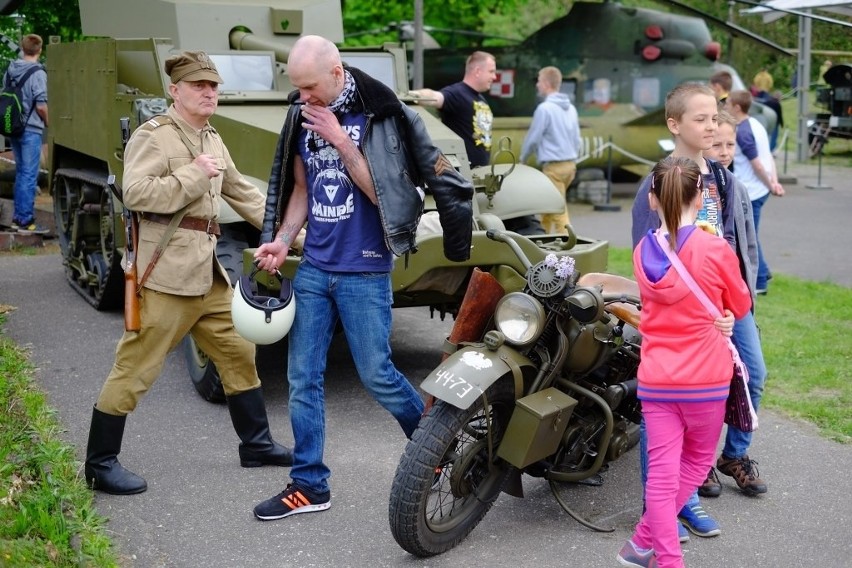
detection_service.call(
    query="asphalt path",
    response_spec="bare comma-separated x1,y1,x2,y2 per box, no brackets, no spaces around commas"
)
2,161,851,567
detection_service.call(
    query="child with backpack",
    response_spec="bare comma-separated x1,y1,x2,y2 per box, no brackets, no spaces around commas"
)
3,33,49,235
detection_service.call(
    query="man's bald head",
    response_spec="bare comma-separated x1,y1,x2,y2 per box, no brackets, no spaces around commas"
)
287,35,345,106
289,35,341,73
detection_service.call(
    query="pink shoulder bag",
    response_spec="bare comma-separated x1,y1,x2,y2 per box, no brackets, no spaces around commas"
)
654,231,758,432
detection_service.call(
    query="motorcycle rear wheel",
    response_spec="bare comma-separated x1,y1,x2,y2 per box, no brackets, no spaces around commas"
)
388,378,514,557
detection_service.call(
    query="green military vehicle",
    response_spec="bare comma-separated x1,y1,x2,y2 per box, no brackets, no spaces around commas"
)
47,0,608,402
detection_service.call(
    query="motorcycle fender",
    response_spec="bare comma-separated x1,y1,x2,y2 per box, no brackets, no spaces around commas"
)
421,345,533,410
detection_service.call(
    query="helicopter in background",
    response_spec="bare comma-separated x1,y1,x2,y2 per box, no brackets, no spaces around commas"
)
390,1,792,175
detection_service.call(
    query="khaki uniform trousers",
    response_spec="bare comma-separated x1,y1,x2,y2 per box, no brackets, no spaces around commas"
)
541,160,577,234
96,271,260,415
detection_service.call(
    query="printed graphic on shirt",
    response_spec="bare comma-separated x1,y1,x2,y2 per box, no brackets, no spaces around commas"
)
299,114,391,272
304,125,361,224
695,172,723,237
472,100,493,150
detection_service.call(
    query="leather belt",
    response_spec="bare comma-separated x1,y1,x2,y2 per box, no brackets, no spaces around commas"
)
144,213,221,236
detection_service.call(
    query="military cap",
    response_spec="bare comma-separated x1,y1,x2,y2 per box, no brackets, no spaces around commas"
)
164,51,223,84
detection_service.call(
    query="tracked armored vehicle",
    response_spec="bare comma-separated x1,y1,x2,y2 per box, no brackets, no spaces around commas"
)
47,0,608,402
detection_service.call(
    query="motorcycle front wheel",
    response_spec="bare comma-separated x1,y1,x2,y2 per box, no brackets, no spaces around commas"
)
388,378,515,557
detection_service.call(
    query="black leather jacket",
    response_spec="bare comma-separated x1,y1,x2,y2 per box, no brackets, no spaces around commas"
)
261,66,473,262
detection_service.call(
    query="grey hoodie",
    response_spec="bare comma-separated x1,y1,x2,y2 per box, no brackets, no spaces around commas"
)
520,92,581,164
631,159,758,301
3,59,47,132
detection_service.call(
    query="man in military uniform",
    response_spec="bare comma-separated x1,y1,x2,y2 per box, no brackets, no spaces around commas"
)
84,51,293,495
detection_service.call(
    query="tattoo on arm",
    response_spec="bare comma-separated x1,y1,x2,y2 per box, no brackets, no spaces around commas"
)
336,137,377,203
336,138,365,171
277,221,300,246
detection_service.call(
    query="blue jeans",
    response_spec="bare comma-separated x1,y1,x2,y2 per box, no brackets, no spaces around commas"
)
751,193,771,290
286,261,424,494
11,130,43,225
723,311,766,458
639,312,767,504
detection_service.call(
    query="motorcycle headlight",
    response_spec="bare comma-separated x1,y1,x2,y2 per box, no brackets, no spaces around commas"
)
494,292,546,347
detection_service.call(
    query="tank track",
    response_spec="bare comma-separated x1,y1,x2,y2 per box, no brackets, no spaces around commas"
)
53,167,124,310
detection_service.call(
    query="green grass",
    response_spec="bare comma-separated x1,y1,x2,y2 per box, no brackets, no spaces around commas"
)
0,243,61,258
608,247,852,443
0,315,120,567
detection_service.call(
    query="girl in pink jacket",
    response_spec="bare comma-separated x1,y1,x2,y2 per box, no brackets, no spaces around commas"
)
619,156,752,568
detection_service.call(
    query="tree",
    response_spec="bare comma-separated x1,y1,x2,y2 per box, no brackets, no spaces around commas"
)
342,0,533,47
341,0,851,90
0,0,82,71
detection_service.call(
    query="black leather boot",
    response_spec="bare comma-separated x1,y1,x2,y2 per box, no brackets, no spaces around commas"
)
84,406,147,495
227,388,293,467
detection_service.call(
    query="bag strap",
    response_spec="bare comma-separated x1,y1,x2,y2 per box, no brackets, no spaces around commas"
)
653,230,745,368
136,116,210,290
6,65,44,126
5,64,42,90
654,230,720,318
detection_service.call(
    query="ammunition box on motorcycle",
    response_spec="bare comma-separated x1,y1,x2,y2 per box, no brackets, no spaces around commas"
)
497,387,577,469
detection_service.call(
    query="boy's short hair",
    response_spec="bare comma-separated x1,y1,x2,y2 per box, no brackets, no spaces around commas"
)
728,90,753,113
21,34,43,56
717,109,737,129
709,71,733,92
539,66,562,90
665,82,716,122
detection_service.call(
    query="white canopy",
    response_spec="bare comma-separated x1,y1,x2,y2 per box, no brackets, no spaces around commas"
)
741,1,852,160
744,0,852,23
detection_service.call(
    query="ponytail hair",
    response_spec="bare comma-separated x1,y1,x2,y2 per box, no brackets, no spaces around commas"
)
649,156,702,250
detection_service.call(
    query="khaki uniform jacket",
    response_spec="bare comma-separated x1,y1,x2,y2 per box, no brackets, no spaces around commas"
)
122,105,265,296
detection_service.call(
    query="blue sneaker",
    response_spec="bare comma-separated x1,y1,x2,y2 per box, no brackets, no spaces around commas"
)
678,521,690,543
679,502,721,537
617,539,655,567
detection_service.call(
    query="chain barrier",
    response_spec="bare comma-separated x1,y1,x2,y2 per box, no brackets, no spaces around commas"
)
575,138,656,168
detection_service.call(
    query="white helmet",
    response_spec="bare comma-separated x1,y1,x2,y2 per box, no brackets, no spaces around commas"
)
231,270,295,345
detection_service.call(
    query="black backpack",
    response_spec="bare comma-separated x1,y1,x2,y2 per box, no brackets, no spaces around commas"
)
0,64,43,138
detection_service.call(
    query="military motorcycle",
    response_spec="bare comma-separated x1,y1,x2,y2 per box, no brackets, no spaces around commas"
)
388,229,643,557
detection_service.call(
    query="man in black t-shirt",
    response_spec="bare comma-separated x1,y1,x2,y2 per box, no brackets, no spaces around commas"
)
411,52,542,234
410,51,496,167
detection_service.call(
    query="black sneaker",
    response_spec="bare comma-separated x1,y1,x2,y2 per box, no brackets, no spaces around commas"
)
254,483,330,521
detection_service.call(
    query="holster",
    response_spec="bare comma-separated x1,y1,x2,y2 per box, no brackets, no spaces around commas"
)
123,210,141,332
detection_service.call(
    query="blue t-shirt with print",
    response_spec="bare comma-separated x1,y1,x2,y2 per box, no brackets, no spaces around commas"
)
299,111,392,272
696,171,724,237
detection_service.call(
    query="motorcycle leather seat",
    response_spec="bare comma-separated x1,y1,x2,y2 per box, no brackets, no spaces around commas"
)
577,272,641,329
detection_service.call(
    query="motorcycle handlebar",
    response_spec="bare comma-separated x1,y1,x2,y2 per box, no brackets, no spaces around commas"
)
485,229,642,307
486,229,533,272
602,292,641,307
